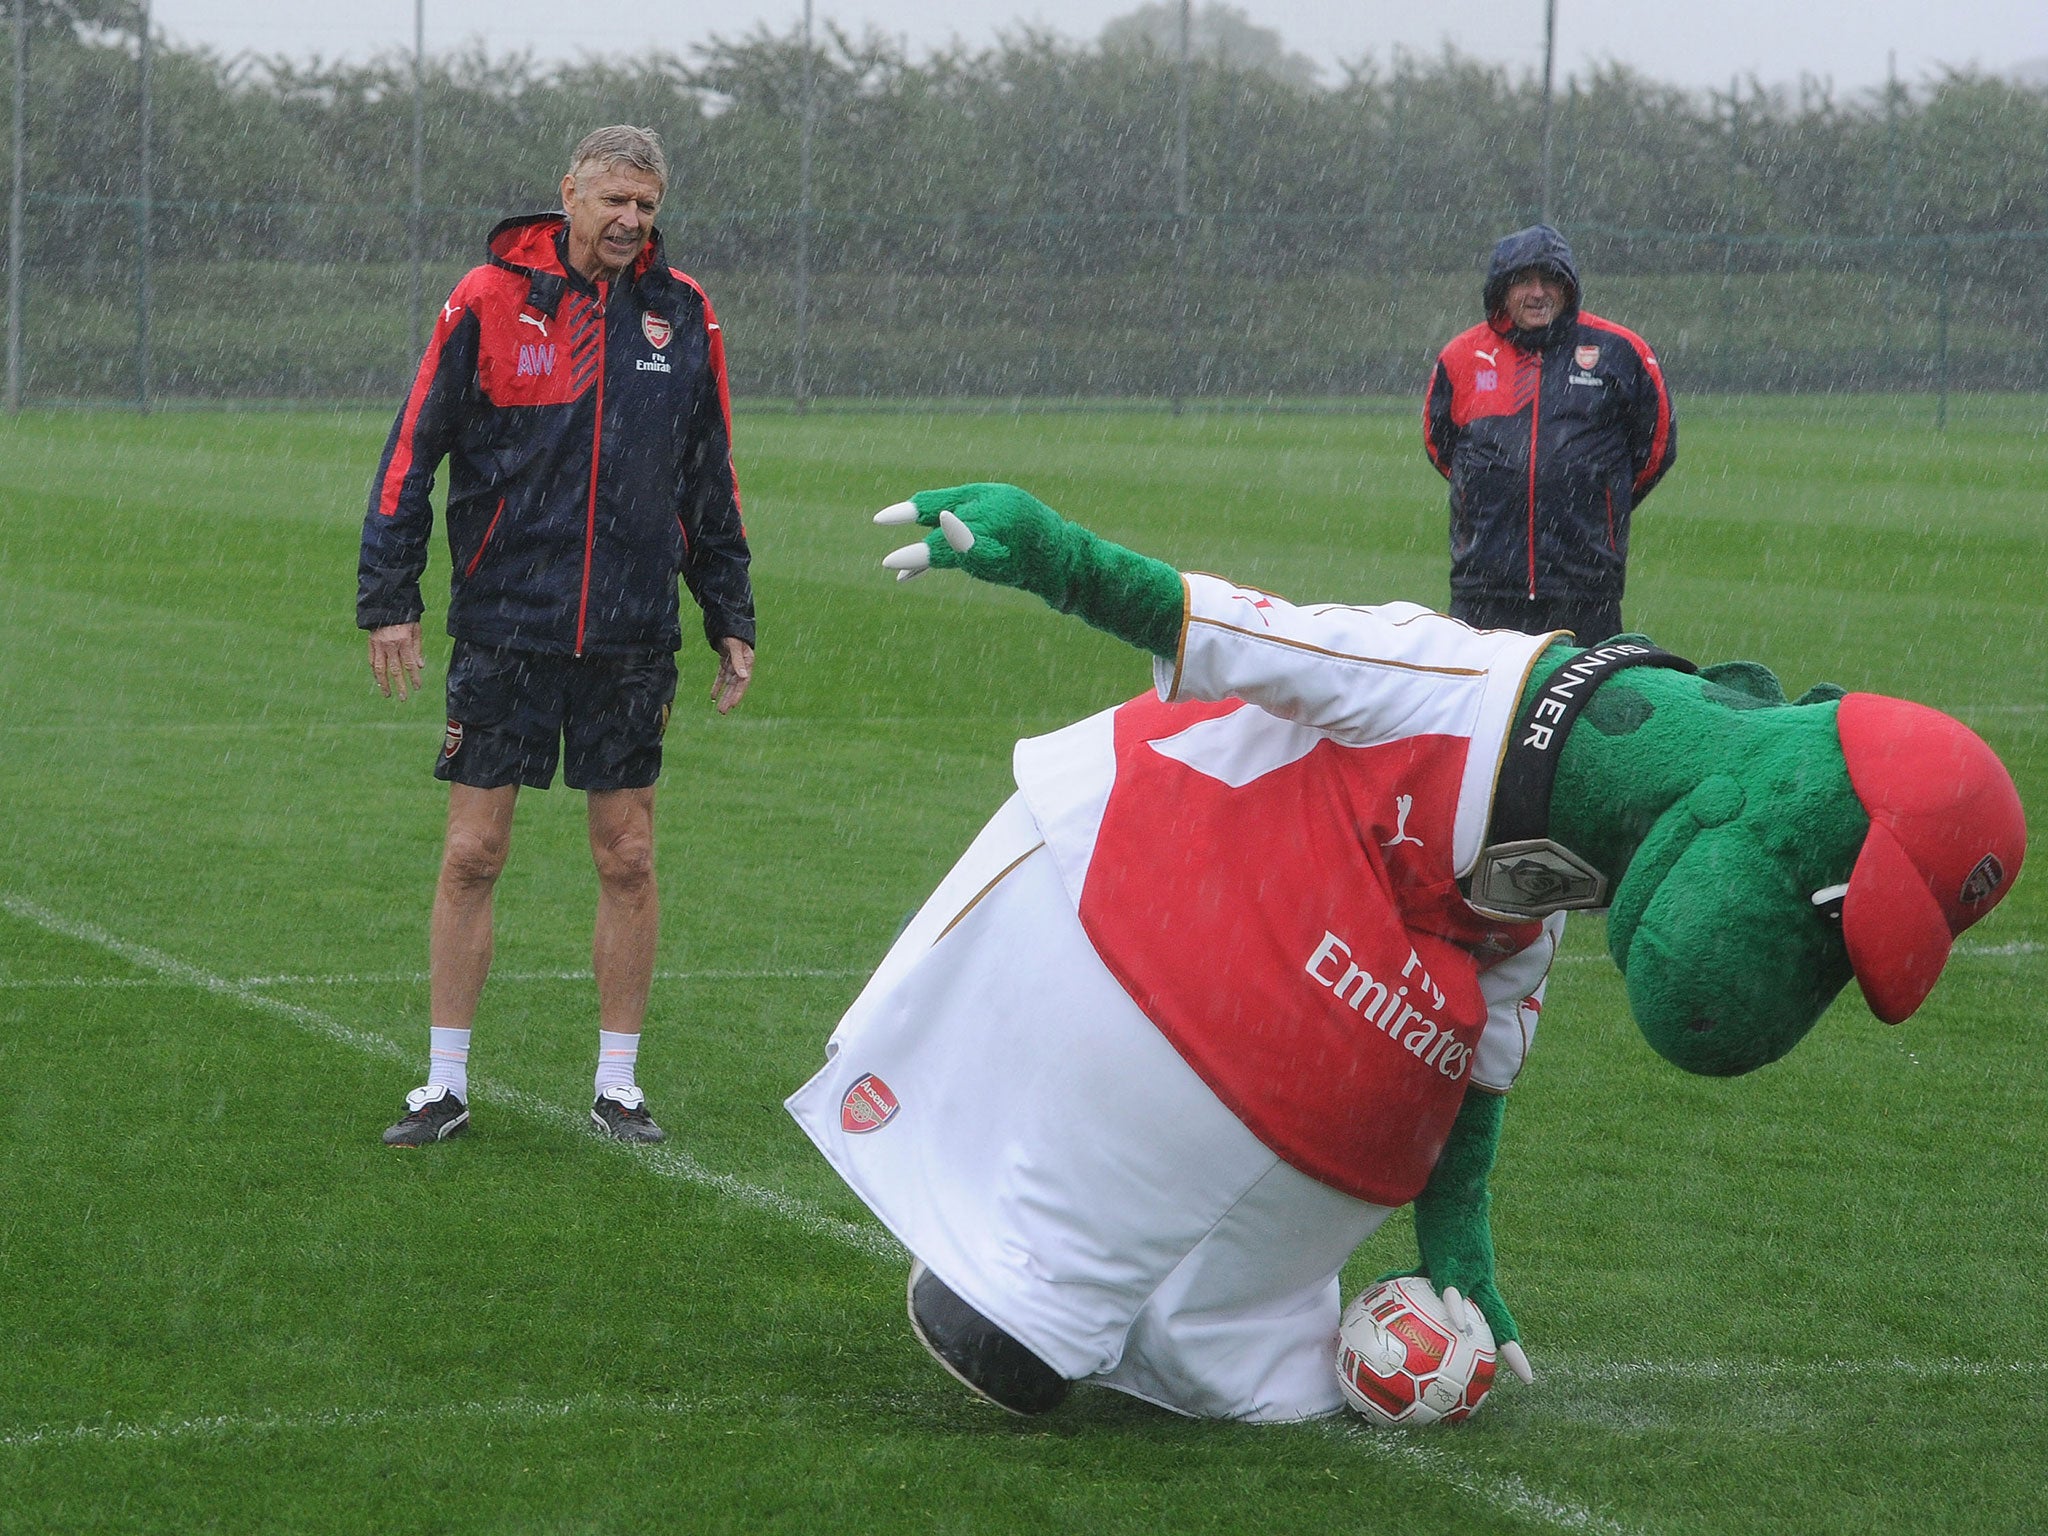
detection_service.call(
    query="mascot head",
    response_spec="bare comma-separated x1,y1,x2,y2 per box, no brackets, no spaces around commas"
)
1591,677,2025,1076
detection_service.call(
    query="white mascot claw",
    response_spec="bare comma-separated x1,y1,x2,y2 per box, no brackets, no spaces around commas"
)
882,543,931,581
1501,1339,1535,1385
879,507,973,581
939,510,976,552
1441,1285,1473,1334
1445,1282,1534,1386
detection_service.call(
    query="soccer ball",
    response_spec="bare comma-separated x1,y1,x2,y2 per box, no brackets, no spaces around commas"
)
1335,1276,1497,1426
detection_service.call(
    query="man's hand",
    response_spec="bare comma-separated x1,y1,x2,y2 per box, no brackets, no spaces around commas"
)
712,636,754,715
367,622,425,700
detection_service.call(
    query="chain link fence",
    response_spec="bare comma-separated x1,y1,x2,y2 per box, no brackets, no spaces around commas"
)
12,191,2047,407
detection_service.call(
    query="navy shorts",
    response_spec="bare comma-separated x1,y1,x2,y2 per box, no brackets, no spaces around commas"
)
436,643,679,792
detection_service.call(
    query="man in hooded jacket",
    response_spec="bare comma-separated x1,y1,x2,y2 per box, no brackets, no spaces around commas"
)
1423,224,1676,644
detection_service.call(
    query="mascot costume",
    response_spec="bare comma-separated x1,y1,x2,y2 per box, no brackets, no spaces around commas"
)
786,483,2025,1424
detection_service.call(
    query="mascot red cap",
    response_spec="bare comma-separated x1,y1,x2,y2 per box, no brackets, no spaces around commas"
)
1837,693,2027,1024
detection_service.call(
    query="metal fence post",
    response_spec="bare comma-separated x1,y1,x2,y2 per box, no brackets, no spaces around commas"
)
409,0,424,363
792,0,814,413
1169,0,1189,414
1721,77,1738,280
1935,238,1950,431
1384,71,1407,393
135,0,152,412
1539,0,1557,224
6,0,24,414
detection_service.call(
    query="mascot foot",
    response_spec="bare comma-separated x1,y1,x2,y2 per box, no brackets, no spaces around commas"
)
907,1260,1071,1416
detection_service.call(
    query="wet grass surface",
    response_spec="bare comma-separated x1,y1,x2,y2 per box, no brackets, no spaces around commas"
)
0,397,2042,1533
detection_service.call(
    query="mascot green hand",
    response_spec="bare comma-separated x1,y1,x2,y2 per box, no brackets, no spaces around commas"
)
877,484,1185,658
848,482,2025,1418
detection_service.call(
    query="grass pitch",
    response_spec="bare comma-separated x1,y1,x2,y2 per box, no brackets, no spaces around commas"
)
0,396,2043,1534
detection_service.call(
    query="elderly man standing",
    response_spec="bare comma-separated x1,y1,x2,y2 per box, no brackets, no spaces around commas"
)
1424,224,1675,645
358,125,756,1148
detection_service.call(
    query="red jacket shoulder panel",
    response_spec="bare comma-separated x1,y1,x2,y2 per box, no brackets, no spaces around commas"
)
1577,311,1660,370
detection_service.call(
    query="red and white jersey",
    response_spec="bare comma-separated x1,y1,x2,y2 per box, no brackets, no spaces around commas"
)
1013,574,1562,1206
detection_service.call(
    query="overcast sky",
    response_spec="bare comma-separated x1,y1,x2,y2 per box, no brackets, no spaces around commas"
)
149,0,2048,95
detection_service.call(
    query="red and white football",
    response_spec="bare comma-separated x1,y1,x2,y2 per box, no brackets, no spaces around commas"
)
1336,1276,1498,1426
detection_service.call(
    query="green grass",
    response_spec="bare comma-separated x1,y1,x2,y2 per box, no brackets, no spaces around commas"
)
0,396,2043,1533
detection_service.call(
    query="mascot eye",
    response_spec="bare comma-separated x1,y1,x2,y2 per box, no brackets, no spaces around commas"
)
1810,883,1848,923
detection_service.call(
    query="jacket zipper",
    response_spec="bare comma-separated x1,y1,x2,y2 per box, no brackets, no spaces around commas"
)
575,289,606,656
1525,352,1542,598
1605,487,1615,551
463,496,507,578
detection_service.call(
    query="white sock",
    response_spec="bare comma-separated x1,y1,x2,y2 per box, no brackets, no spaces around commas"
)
428,1027,471,1100
595,1030,642,1098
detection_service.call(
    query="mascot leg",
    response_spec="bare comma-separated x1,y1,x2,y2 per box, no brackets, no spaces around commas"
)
787,794,1393,1422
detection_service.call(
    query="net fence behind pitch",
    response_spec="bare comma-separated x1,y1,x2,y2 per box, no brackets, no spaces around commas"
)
13,196,2047,405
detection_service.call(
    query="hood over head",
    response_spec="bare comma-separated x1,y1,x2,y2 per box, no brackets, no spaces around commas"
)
1483,224,1582,347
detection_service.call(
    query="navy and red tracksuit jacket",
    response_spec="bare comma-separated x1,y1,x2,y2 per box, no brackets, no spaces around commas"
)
358,213,753,658
1423,225,1675,613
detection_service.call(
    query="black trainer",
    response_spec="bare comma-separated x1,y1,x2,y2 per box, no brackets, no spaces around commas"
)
591,1085,666,1144
383,1084,469,1147
906,1260,1071,1416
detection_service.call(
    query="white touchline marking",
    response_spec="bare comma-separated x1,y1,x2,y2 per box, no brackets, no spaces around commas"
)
0,976,181,989
8,943,2034,991
5,1353,2028,1456
0,892,899,1263
1546,1356,2039,1385
0,968,870,990
1325,1421,1637,1536
0,1392,702,1451
233,967,870,986
1548,939,2038,968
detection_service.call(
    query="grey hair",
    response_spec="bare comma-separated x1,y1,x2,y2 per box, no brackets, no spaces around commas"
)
566,125,668,197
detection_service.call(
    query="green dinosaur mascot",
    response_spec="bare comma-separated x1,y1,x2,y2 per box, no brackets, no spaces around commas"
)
784,483,2026,1424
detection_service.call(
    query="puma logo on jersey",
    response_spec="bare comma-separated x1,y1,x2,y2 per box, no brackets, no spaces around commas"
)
518,312,549,338
1231,593,1277,627
1474,348,1498,365
441,300,462,323
1382,794,1424,849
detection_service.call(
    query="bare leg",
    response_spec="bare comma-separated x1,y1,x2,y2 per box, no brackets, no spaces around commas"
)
588,786,658,1036
430,783,519,1030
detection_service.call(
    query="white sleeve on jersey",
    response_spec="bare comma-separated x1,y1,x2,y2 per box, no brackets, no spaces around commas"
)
1154,573,1553,873
1470,912,1566,1092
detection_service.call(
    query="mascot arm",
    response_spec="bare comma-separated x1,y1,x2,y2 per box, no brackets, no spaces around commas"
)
876,483,1186,658
1408,1089,1537,1384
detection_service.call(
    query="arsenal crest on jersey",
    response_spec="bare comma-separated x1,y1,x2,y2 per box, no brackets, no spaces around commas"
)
1574,344,1600,370
642,311,673,349
840,1074,899,1133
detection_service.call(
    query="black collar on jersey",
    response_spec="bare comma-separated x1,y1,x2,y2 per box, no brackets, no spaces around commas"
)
1464,639,1697,920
